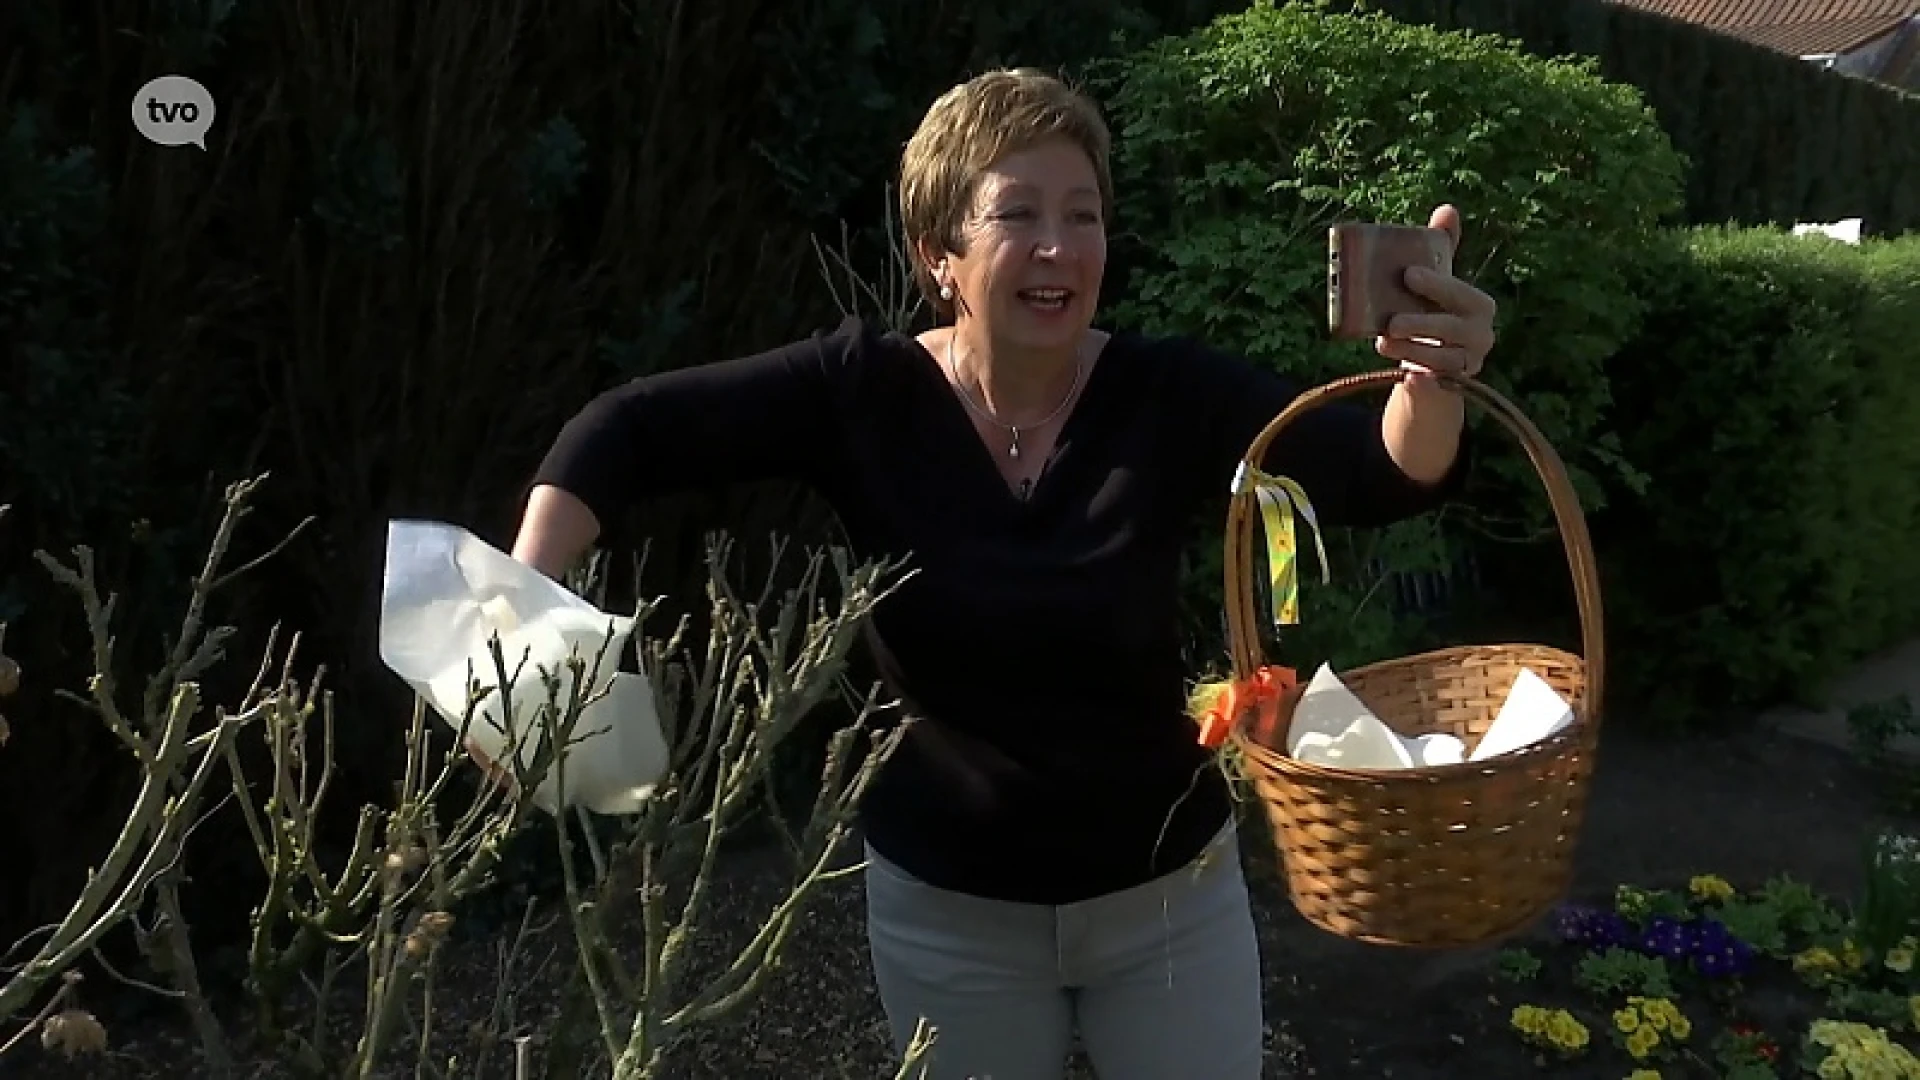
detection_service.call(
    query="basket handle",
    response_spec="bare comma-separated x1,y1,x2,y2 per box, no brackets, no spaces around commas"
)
1223,370,1605,725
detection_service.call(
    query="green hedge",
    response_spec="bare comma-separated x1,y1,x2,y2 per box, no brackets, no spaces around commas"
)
1098,1,1685,669
1599,228,1920,725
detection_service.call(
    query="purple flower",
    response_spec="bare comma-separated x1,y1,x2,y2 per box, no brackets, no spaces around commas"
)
1686,918,1754,978
1554,904,1631,948
1640,915,1693,960
1693,942,1753,977
1551,905,1755,979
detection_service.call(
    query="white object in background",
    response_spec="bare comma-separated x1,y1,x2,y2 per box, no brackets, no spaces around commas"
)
377,519,668,815
1409,732,1467,767
1286,664,1417,770
1791,218,1863,245
1468,668,1576,762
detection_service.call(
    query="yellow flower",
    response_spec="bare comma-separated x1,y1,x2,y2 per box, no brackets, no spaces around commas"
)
1889,946,1915,974
1842,939,1866,971
1628,1071,1662,1080
1668,1013,1692,1041
1811,1018,1855,1048
1689,874,1734,903
1512,1005,1590,1054
1616,885,1651,920
1800,947,1839,968
1798,947,1844,985
1626,1026,1660,1059
1547,1011,1590,1051
1615,1008,1640,1034
1510,1005,1545,1035
1806,1019,1920,1080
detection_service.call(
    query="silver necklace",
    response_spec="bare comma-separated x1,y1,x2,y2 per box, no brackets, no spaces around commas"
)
944,334,1088,460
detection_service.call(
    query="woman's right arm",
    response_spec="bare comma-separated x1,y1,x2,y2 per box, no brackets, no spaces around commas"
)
510,322,858,579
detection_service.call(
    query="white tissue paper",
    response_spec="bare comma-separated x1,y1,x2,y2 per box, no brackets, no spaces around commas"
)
377,520,668,815
1284,663,1575,769
1467,667,1576,762
1287,664,1416,769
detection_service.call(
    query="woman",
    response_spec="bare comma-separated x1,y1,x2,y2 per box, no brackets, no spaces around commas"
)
512,68,1494,1080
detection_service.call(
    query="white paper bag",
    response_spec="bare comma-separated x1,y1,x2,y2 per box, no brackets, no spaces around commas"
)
377,519,668,815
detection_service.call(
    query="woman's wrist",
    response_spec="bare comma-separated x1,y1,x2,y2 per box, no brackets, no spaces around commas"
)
1382,379,1465,486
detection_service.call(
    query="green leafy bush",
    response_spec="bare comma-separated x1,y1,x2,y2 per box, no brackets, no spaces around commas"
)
1599,228,1920,724
1097,1,1685,668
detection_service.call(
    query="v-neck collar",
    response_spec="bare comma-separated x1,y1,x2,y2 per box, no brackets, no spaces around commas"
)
896,330,1125,510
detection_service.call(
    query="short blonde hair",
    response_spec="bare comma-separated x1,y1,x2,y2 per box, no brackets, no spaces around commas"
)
898,68,1113,318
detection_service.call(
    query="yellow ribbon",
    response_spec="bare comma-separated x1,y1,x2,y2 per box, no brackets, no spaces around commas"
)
1234,463,1330,627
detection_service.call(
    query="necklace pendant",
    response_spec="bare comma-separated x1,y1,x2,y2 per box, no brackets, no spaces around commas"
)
1008,429,1022,459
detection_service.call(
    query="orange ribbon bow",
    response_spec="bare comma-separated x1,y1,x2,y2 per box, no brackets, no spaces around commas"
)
1194,664,1298,750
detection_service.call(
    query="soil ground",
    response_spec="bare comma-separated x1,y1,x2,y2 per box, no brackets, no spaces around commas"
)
8,720,1911,1079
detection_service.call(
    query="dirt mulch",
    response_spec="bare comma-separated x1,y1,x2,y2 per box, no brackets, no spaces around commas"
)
7,723,1903,1079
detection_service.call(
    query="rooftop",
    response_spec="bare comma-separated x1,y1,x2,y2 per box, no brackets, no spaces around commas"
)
1607,0,1920,56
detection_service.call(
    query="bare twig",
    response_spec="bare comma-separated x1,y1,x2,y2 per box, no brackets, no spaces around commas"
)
895,1019,937,1080
88,944,184,1000
466,899,558,1080
1,477,290,1080
578,540,913,1080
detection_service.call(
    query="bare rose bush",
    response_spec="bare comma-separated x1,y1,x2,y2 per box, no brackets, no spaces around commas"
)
0,483,934,1079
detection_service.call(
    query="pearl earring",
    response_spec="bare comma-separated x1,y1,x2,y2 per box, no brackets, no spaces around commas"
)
939,283,953,301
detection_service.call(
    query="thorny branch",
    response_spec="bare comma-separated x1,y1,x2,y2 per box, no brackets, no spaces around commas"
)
4,479,930,1079
0,475,305,1076
582,537,913,1080
231,532,915,1079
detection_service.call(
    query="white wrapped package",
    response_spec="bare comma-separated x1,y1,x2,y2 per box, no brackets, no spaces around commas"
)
377,519,667,815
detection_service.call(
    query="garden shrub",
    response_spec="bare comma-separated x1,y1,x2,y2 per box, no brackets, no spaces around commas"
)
1097,1,1685,669
1599,227,1920,725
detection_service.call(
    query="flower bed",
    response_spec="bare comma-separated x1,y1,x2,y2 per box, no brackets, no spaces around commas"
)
1490,832,1920,1078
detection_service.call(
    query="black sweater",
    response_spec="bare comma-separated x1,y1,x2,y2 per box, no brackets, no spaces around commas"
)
533,317,1465,904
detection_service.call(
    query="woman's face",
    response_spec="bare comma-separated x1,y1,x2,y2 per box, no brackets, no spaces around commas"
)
935,138,1107,354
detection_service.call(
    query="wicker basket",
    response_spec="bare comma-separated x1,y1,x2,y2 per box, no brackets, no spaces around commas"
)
1225,369,1605,949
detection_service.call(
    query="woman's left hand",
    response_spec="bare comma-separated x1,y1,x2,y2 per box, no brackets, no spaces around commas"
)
1375,204,1496,389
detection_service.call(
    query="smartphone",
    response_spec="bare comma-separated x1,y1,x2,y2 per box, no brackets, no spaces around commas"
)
1326,222,1453,341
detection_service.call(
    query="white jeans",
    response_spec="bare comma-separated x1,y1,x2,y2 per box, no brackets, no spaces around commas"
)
863,824,1264,1080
